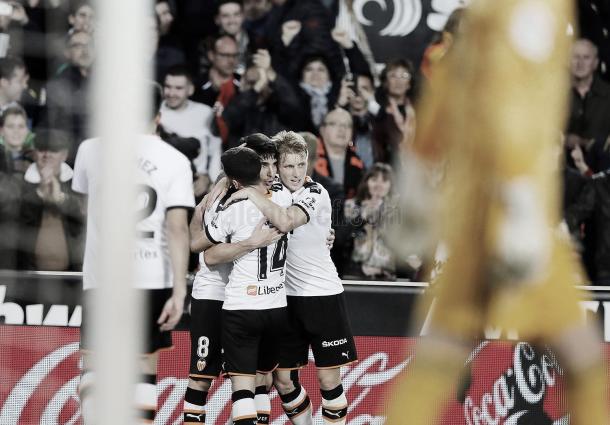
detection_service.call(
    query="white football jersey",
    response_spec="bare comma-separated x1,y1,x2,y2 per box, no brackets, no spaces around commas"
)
191,196,231,301
205,185,293,310
72,135,195,290
286,180,343,296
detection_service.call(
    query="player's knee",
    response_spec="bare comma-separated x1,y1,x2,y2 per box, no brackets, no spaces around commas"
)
273,370,297,395
317,368,341,391
188,377,212,392
255,372,273,392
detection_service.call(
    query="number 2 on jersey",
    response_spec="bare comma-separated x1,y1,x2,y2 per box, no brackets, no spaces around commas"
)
257,234,288,280
136,184,158,238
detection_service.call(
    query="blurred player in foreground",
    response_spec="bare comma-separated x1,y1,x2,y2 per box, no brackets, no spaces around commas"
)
386,0,609,423
74,85,195,423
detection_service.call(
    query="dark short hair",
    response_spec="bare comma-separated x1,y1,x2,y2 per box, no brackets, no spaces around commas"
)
354,71,374,85
240,133,277,159
164,64,194,84
215,0,243,16
380,58,414,83
33,128,70,152
221,147,261,186
299,54,334,82
0,56,25,80
69,0,92,16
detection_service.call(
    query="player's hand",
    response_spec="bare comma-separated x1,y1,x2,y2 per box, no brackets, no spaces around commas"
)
205,177,230,211
223,187,250,208
247,218,282,248
158,293,185,331
326,228,335,249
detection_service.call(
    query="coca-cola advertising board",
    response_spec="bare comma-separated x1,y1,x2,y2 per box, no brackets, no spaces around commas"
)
1,326,608,425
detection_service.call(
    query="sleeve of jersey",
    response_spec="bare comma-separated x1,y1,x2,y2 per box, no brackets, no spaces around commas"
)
167,157,196,210
293,185,323,223
204,209,229,245
71,141,89,194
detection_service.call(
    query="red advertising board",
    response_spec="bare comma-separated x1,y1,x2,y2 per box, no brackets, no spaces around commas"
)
0,326,608,424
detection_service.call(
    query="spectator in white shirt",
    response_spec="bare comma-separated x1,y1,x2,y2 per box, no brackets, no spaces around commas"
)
160,64,221,197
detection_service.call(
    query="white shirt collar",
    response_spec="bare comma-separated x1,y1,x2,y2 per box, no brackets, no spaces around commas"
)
24,162,74,184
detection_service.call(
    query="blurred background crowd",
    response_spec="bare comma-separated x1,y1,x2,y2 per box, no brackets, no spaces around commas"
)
0,0,608,284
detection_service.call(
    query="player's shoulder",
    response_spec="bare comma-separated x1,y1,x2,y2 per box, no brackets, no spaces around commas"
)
141,135,191,167
302,178,323,195
76,137,100,155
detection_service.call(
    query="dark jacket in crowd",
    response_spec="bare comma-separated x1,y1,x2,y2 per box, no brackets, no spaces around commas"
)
263,0,343,83
222,74,303,148
193,71,240,108
18,179,85,271
43,65,90,165
295,46,370,134
372,106,404,165
567,75,610,140
565,169,610,285
314,138,364,199
0,172,22,269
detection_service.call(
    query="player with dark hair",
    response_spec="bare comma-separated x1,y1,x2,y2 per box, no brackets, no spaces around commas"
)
221,131,356,425
185,133,286,425
202,145,293,425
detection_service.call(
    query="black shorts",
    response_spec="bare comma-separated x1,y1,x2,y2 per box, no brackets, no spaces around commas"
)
189,298,224,380
80,288,173,354
222,307,288,376
278,294,357,369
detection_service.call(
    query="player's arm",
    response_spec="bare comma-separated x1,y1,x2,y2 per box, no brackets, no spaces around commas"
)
204,218,282,266
228,187,308,233
158,207,189,331
189,194,214,253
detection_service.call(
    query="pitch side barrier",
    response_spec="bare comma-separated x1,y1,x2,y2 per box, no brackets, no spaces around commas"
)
0,271,608,424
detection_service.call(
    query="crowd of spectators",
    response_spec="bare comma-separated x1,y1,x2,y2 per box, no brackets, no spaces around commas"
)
0,0,607,284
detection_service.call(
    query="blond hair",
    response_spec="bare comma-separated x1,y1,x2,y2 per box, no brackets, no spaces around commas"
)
273,130,308,160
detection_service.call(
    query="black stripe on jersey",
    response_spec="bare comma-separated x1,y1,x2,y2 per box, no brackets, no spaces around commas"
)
216,186,238,212
222,198,248,210
204,224,221,244
167,205,193,211
270,182,284,192
303,180,321,194
293,203,310,223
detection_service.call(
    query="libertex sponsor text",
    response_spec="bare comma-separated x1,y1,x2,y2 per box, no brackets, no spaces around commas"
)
246,282,284,296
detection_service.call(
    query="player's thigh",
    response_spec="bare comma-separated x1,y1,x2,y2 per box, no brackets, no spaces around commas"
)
189,298,224,380
303,294,358,368
258,307,289,374
143,288,175,354
81,288,173,355
222,309,263,376
277,299,310,370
